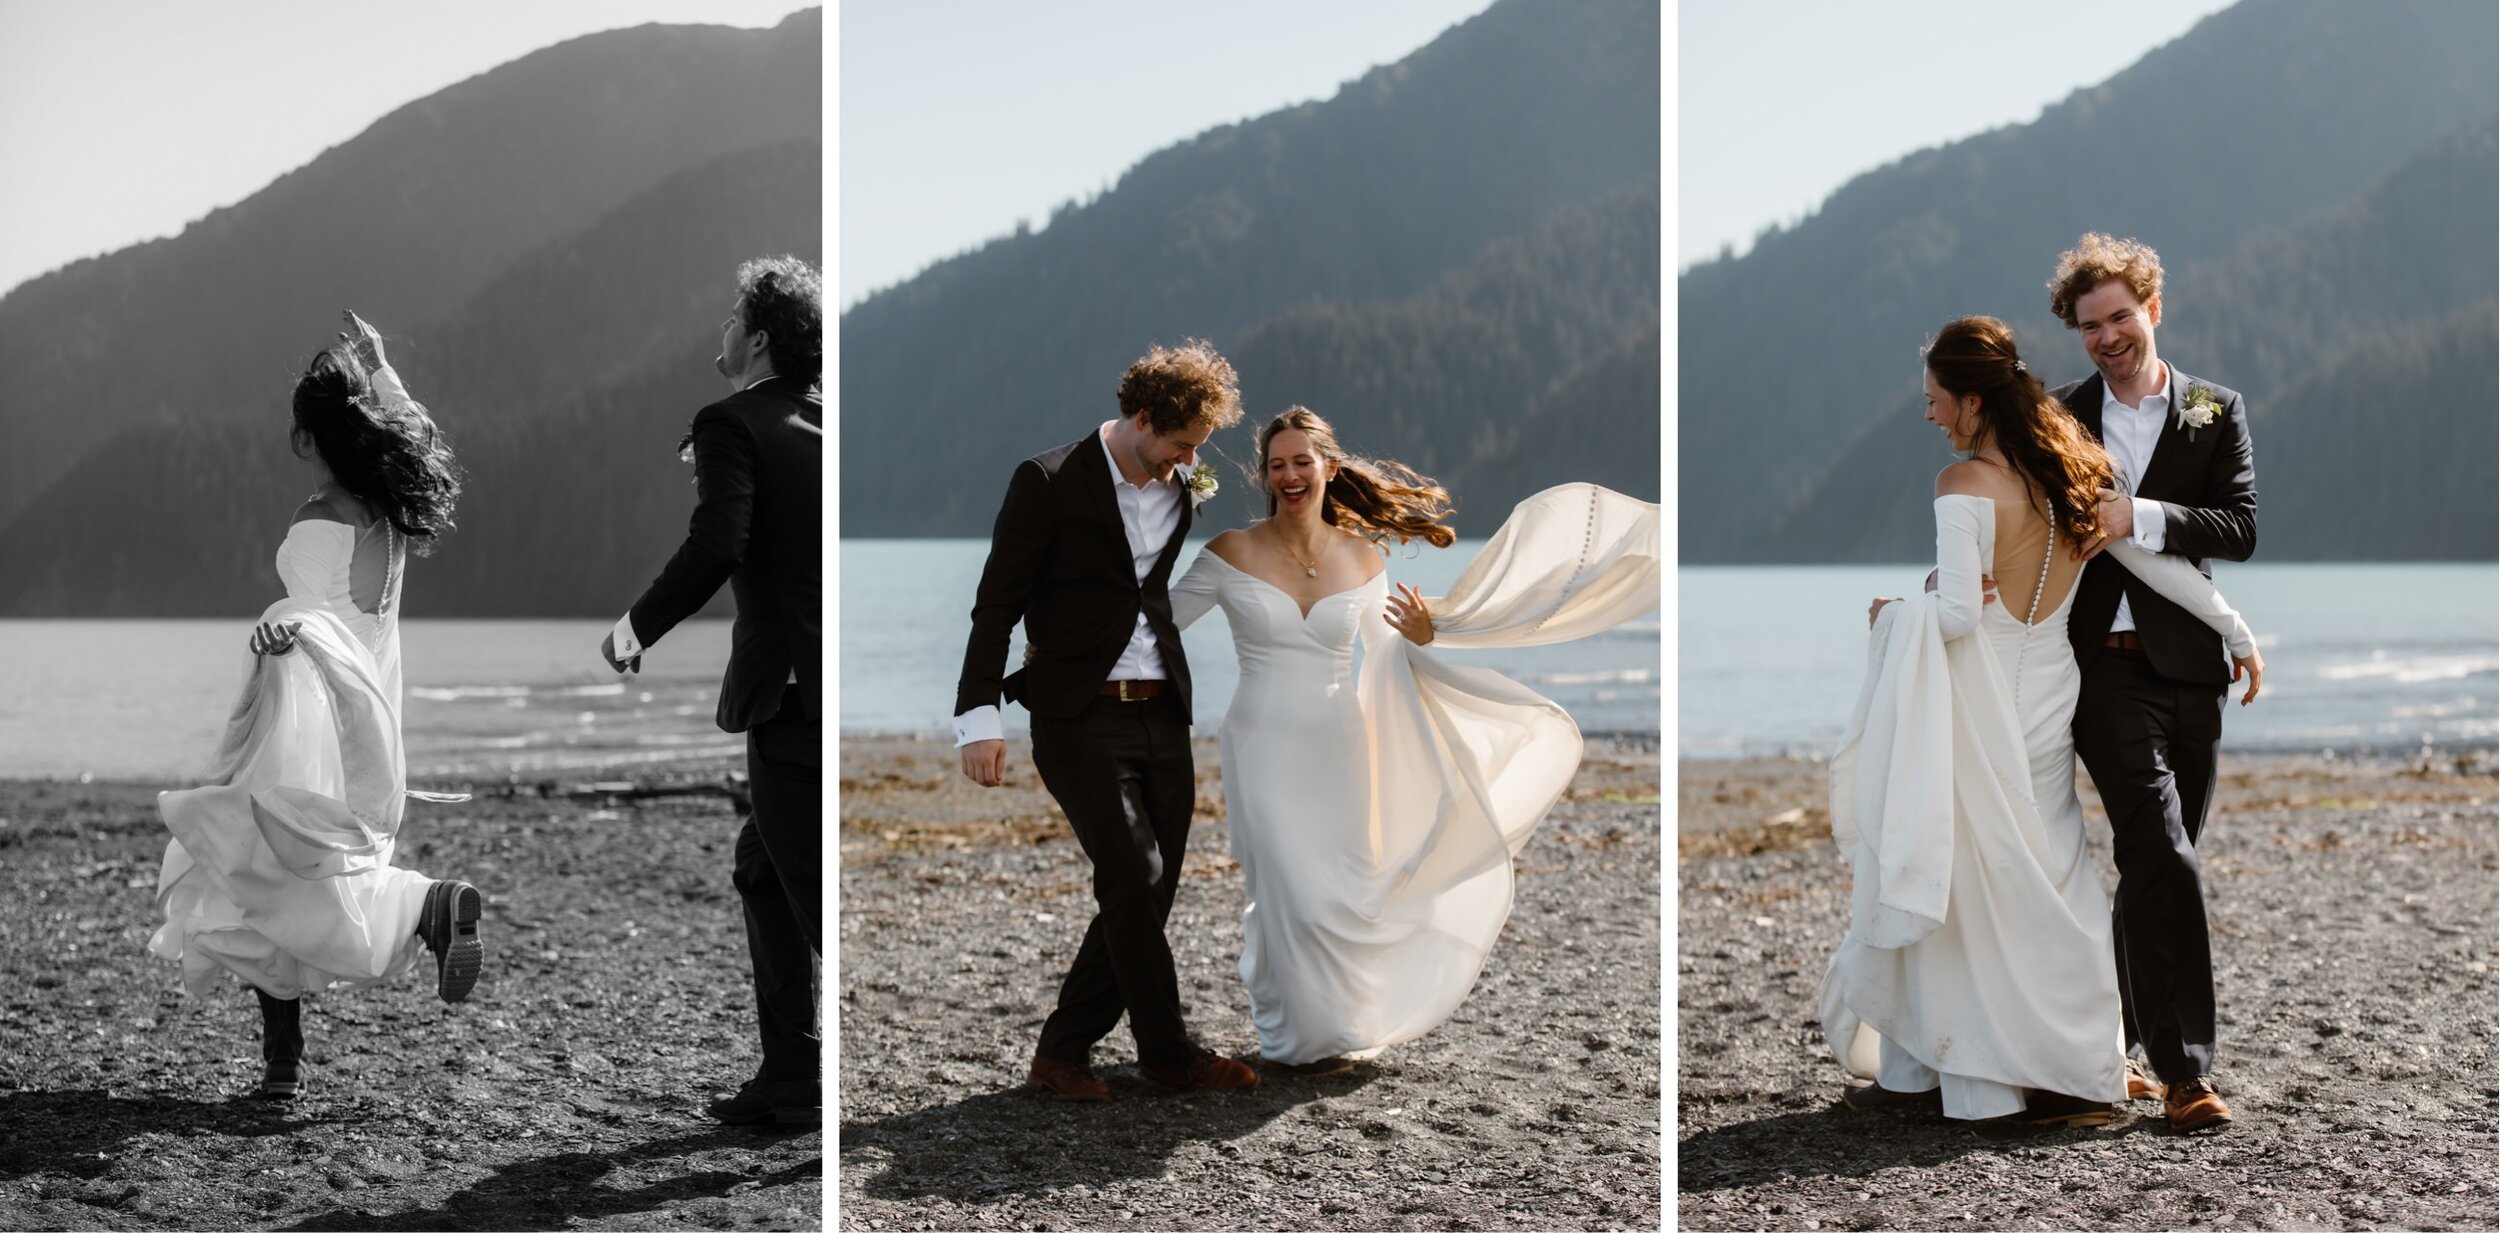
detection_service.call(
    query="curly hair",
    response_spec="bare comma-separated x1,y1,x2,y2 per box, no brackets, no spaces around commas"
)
1117,339,1244,435
1924,317,2115,544
291,345,461,554
2048,232,2165,328
736,255,822,387
1252,407,1456,549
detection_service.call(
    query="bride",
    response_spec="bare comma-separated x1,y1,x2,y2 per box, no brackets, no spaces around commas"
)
1171,407,1658,1073
149,311,486,1100
1821,316,2262,1125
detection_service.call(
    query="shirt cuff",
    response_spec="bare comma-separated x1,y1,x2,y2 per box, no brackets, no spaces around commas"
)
610,612,645,662
954,706,1003,747
2130,497,2166,552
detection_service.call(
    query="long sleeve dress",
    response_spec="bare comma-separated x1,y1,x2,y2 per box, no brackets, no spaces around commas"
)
1169,483,1660,1064
1820,493,2256,1117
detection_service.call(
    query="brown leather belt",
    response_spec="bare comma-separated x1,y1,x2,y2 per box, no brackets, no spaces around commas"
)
2104,631,2144,651
1099,680,1167,701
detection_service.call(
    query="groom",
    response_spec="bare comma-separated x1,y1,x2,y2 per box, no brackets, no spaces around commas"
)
954,339,1257,1101
602,255,823,1126
2048,233,2257,1133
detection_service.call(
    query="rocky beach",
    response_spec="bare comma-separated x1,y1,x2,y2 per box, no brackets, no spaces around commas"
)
837,733,1665,1231
0,762,821,1231
1678,750,2499,1231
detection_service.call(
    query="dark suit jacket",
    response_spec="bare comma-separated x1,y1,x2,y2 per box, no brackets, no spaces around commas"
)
629,376,823,733
2055,368,2257,685
954,431,1194,722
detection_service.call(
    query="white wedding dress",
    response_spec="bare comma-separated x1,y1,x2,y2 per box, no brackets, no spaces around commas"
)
1819,493,2255,1118
150,364,451,1001
1171,484,1659,1064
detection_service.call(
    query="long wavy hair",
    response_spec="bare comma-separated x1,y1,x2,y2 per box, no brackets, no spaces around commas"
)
1923,316,2115,543
1252,407,1456,548
291,344,461,554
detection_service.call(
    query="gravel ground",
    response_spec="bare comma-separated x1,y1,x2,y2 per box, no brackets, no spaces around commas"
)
837,734,1664,1231
0,764,821,1231
1677,751,2500,1232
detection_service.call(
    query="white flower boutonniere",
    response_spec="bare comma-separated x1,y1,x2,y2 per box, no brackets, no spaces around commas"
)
1184,462,1219,509
2177,387,2224,441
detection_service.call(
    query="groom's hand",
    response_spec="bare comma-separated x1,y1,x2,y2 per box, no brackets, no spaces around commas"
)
599,632,641,675
2079,488,2133,560
961,739,1006,787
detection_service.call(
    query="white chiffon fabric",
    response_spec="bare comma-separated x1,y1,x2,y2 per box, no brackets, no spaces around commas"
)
1174,483,1660,1063
149,366,447,1000
1820,494,2253,1118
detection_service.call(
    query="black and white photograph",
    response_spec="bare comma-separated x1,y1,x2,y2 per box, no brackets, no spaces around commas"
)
835,0,1663,1228
1675,1,2499,1228
0,3,823,1228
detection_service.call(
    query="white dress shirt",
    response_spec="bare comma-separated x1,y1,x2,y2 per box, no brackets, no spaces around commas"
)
2100,364,2173,634
954,422,1181,747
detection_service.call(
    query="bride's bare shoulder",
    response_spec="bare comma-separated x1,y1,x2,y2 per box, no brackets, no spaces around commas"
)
1933,460,2012,500
1334,526,1386,580
1205,527,1250,566
291,490,369,528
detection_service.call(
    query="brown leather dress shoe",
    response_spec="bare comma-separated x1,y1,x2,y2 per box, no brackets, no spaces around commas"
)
2163,1076,2233,1132
1141,1049,1260,1092
1027,1057,1113,1103
2125,1056,2161,1101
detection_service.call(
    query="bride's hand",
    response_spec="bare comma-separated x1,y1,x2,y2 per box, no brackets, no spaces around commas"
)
249,621,301,657
338,309,386,370
1385,583,1434,645
1868,597,1898,627
2233,647,2265,706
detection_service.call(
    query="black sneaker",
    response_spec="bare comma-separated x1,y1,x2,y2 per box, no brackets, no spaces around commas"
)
707,1078,821,1127
417,880,484,1003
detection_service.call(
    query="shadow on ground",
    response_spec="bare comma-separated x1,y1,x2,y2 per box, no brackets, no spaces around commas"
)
0,1088,347,1180
843,1068,1369,1203
276,1125,821,1231
1677,1105,2166,1193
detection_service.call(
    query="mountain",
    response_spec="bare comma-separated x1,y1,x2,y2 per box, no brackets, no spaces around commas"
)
839,0,1662,537
0,139,821,617
0,11,821,616
1678,0,2498,562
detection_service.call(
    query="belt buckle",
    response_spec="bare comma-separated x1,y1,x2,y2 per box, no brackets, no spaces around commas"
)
1116,680,1137,702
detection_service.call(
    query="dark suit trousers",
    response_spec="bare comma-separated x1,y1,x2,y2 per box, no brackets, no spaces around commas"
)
1028,694,1196,1071
2073,648,2225,1084
740,709,821,1082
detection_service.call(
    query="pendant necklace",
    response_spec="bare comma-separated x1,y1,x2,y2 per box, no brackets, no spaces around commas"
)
1278,530,1323,577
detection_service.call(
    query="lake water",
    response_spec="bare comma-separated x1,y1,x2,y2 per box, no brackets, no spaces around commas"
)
839,539,1662,739
1680,563,2499,759
0,620,741,781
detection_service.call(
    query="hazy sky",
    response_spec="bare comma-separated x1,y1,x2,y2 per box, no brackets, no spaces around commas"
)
1679,0,2239,269
839,0,1497,308
0,1,810,297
